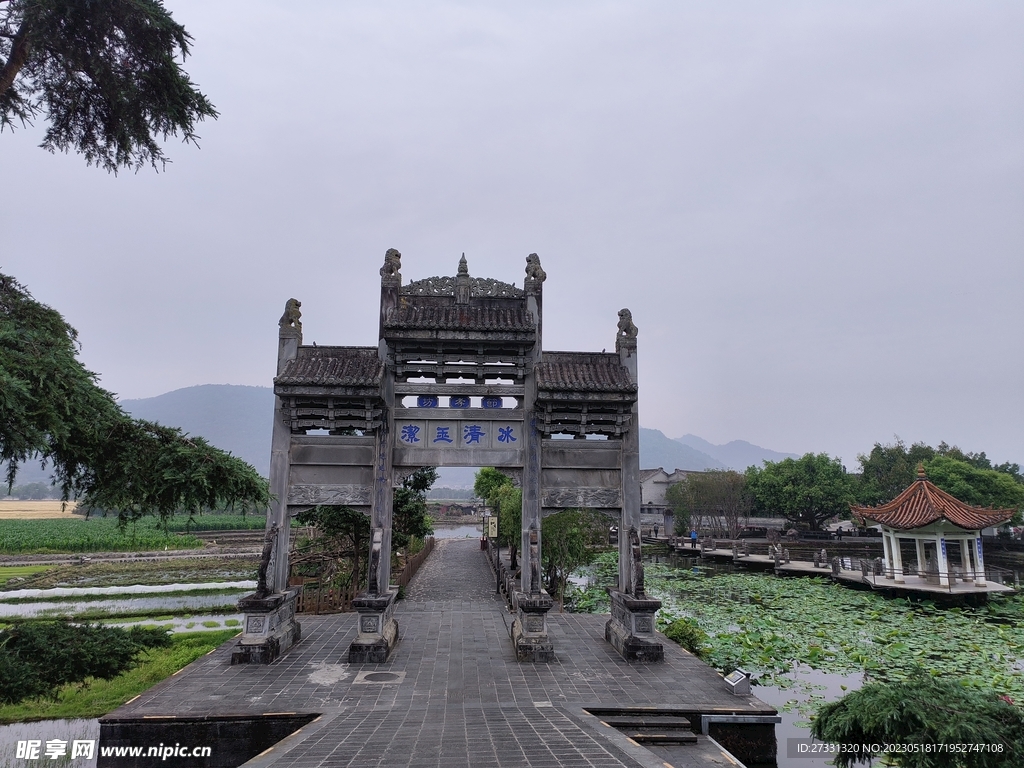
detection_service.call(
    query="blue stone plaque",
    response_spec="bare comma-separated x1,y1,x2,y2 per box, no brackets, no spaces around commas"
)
481,396,503,409
416,396,439,408
449,396,470,408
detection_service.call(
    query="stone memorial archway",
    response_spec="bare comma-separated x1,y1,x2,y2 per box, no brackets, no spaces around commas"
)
232,251,660,665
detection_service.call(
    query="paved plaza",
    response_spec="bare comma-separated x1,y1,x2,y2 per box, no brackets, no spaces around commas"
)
104,539,777,767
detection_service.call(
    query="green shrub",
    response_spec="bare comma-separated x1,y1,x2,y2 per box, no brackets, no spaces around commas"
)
663,617,710,659
0,622,171,704
811,670,1024,767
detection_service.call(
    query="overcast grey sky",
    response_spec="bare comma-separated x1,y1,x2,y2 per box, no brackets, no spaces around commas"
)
3,1,1022,468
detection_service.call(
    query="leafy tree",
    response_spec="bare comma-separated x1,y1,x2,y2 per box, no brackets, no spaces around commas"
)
493,483,522,571
667,470,751,538
473,466,510,502
475,467,522,568
924,456,1024,520
666,482,691,535
0,621,170,704
0,272,269,525
392,467,437,552
858,439,1023,506
811,670,1024,767
295,505,371,592
1,0,217,171
857,439,937,505
2,481,54,499
541,508,605,608
745,453,854,530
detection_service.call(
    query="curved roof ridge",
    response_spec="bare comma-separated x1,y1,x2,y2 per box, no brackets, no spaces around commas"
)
851,474,1015,531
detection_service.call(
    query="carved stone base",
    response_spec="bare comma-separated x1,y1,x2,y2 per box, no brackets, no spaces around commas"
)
511,591,554,662
231,589,302,665
605,590,663,663
348,588,399,663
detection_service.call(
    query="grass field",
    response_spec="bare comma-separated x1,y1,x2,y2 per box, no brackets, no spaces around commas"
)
0,566,53,588
0,629,239,723
0,501,78,519
0,518,203,554
161,514,269,532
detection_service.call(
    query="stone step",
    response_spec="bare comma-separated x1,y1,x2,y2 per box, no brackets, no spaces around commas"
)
600,716,692,729
626,731,699,745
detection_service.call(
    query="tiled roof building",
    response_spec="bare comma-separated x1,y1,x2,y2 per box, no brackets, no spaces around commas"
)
850,465,1014,588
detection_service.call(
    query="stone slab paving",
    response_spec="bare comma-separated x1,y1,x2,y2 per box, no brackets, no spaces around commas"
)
106,539,775,767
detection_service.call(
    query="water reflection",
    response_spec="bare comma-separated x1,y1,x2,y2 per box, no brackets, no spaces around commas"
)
0,592,245,619
753,666,863,768
0,719,99,768
1,581,256,600
432,524,481,539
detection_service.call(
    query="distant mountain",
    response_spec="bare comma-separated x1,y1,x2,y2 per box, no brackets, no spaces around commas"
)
121,385,275,477
674,434,797,471
16,384,755,485
639,428,723,472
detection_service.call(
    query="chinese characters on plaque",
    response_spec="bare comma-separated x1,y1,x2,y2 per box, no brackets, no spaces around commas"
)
396,421,520,450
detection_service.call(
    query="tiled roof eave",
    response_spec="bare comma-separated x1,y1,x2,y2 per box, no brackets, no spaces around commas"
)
274,383,384,398
536,389,638,400
384,328,536,341
851,503,1015,532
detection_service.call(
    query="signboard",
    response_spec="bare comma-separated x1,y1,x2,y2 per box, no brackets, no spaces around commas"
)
488,516,498,538
396,420,521,450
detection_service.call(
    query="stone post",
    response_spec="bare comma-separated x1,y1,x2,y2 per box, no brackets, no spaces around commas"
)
511,255,553,661
617,311,640,593
231,304,304,664
605,309,662,663
349,261,401,663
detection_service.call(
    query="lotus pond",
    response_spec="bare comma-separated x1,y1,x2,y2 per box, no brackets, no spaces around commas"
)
567,550,1024,766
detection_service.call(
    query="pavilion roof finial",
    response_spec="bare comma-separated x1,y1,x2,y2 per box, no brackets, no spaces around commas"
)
458,253,468,275
917,463,927,480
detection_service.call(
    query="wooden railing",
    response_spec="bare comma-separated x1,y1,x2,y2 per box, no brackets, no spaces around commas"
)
394,536,435,588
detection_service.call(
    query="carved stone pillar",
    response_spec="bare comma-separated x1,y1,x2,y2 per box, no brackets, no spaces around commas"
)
511,254,554,661
349,326,399,663
232,306,304,665
606,310,662,662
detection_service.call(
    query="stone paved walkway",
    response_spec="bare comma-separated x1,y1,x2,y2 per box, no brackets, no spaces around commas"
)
104,539,776,768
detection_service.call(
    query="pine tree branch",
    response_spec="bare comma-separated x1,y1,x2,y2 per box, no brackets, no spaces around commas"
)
0,16,29,95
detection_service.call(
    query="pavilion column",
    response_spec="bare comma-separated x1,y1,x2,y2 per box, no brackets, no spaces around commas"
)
890,533,905,583
915,538,926,575
880,529,892,578
935,534,949,587
960,538,973,582
973,536,987,586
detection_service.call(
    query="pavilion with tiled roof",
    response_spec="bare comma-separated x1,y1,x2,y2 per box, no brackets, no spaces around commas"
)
851,465,1015,588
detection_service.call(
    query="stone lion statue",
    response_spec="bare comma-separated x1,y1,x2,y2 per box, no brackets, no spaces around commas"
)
380,248,402,278
279,298,302,332
617,308,638,339
524,253,546,283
